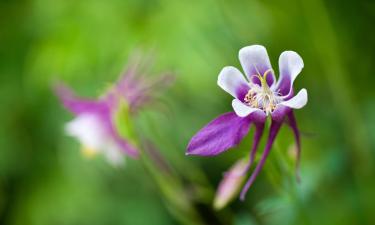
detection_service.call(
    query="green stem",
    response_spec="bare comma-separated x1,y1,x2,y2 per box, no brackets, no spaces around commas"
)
115,103,207,225
138,148,206,225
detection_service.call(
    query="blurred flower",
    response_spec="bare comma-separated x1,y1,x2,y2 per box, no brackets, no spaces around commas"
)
213,159,247,210
186,45,307,201
55,55,173,166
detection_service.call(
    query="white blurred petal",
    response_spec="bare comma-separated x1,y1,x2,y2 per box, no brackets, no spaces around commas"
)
65,113,125,166
104,143,125,166
65,113,107,150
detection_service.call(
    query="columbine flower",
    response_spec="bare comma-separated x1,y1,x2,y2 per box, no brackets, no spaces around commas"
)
56,57,172,166
186,45,307,201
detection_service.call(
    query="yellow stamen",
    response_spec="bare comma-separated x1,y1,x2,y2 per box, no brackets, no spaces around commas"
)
81,146,98,158
258,69,273,89
251,68,273,89
263,69,273,81
244,68,280,115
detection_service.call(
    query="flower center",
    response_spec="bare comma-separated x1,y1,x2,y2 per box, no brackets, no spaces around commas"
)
244,69,282,115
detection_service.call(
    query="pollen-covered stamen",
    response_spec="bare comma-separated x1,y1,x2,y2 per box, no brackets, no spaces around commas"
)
244,69,282,115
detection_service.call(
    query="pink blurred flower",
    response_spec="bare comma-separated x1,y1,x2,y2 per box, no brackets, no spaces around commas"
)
55,55,173,166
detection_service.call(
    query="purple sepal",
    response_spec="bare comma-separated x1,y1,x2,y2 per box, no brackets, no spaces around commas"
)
240,121,282,200
54,83,103,115
186,112,253,156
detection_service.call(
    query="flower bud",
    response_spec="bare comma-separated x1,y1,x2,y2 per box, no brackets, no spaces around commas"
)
213,159,248,210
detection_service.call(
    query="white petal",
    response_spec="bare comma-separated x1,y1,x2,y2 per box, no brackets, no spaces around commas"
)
280,89,308,109
65,113,108,150
275,51,304,95
238,45,275,83
217,66,249,98
279,51,304,81
232,99,261,117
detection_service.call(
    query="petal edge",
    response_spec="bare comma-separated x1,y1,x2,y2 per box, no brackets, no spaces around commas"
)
239,45,275,87
280,89,308,109
232,99,262,117
217,66,250,100
275,51,304,96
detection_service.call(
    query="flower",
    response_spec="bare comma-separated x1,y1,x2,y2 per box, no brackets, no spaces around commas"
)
186,45,307,201
56,56,173,166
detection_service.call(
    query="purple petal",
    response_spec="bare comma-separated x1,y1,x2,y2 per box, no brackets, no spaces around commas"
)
239,45,275,87
286,111,301,182
54,83,102,115
240,121,282,200
186,112,252,156
275,51,304,97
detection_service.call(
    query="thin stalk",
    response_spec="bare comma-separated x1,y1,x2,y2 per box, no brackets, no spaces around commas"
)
116,104,207,225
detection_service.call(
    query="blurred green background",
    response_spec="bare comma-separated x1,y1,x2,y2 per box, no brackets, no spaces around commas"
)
1,0,375,224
